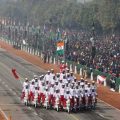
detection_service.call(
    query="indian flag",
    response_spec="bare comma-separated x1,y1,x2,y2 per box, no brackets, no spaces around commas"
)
57,41,64,55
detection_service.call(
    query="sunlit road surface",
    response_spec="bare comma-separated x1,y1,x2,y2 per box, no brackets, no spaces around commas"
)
0,48,120,120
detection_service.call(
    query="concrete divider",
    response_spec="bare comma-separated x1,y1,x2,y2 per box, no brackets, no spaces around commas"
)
53,58,56,64
119,85,120,93
104,79,107,86
74,66,77,74
70,64,72,72
80,68,82,76
91,72,93,81
49,56,52,63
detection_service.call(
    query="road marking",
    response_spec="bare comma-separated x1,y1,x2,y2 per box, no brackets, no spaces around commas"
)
70,114,80,120
0,107,9,120
0,103,20,106
98,113,105,118
33,112,38,116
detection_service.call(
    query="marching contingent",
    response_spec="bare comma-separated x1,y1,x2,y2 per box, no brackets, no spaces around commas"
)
21,62,97,113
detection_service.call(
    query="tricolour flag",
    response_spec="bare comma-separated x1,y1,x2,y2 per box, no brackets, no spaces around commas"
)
57,41,64,55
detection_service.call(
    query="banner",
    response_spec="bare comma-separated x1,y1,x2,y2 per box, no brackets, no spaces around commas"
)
97,75,106,84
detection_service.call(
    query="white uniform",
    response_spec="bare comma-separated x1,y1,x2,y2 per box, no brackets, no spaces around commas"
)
49,87,55,95
65,93,70,99
40,85,45,94
86,87,92,96
91,85,97,91
75,88,80,98
35,81,39,88
58,82,62,88
54,92,60,98
80,87,85,97
34,89,39,99
24,89,29,97
45,91,49,99
38,80,42,89
50,78,55,85
60,88,65,96
63,78,67,84
29,84,35,93
60,73,65,80
55,84,59,91
44,74,50,82
91,91,97,100
50,73,55,80
84,84,88,90
23,81,29,92
70,88,75,98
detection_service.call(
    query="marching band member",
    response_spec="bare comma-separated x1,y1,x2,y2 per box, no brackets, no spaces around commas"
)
50,69,55,80
60,61,67,73
70,71,74,81
49,84,55,105
29,81,35,101
84,80,88,89
44,71,51,82
91,81,97,92
53,89,60,107
70,85,75,108
59,79,63,88
22,68,97,111
60,70,65,80
35,77,39,88
64,89,71,108
75,85,80,106
56,73,60,81
60,84,65,107
66,68,70,76
34,87,39,101
22,78,29,93
39,82,45,104
55,81,59,91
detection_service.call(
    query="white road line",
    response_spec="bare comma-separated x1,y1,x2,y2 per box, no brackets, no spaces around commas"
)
98,113,106,118
33,112,38,116
0,107,9,120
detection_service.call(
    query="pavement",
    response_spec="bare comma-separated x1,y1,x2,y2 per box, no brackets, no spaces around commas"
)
0,48,120,120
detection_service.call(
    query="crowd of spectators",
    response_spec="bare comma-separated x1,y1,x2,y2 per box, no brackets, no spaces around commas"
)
65,33,120,78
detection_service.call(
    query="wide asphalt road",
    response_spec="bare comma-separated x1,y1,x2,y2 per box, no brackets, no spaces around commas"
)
0,48,120,120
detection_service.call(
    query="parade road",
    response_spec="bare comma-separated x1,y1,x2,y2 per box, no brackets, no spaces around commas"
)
0,48,120,120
